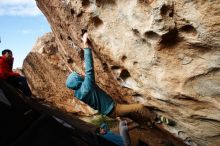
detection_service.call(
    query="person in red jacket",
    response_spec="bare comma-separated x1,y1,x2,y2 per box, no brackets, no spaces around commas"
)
0,49,31,96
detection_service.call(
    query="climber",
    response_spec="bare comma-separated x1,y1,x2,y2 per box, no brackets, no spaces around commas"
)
0,49,32,96
66,32,156,123
96,117,139,146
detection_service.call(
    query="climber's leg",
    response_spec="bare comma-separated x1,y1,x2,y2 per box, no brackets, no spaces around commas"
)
114,103,156,122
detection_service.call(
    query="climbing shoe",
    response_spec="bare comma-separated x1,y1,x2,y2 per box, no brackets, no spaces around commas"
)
156,116,176,126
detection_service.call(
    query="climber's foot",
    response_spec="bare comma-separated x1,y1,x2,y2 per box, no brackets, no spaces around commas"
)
156,115,176,126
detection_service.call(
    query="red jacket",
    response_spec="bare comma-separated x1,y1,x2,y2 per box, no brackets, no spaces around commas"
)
0,55,20,79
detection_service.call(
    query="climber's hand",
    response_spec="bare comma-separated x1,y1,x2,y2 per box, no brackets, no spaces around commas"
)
81,32,89,48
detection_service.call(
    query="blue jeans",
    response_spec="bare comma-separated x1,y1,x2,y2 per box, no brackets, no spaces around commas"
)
7,76,32,96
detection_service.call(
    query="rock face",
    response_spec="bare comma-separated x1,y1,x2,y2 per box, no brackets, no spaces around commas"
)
25,0,220,146
23,32,97,116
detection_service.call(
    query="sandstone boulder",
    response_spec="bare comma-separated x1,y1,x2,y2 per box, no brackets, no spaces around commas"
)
24,0,220,145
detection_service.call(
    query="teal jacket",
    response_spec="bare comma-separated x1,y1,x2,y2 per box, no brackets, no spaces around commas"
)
66,48,114,115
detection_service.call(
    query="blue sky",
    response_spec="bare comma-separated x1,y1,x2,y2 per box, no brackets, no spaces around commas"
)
0,0,51,68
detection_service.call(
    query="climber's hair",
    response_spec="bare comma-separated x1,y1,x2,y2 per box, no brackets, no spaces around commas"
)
2,49,12,55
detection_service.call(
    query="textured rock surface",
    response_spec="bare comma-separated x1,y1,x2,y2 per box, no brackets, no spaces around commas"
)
26,0,220,146
23,33,187,146
23,32,97,116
